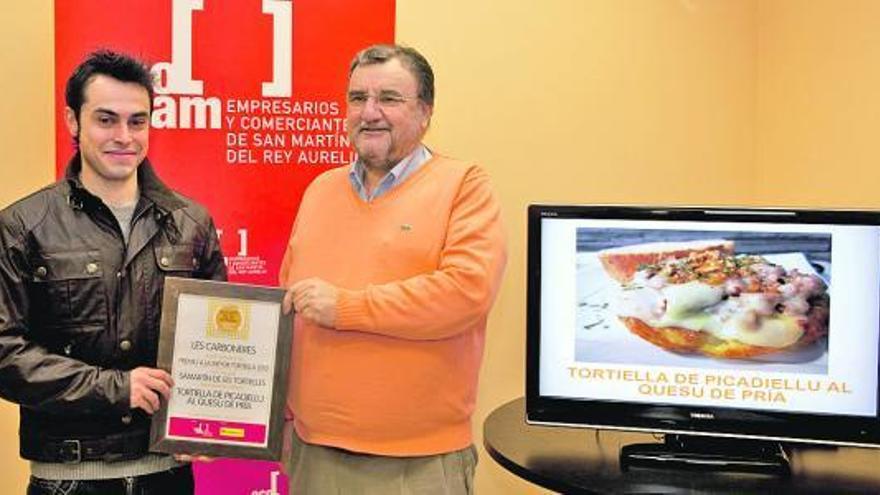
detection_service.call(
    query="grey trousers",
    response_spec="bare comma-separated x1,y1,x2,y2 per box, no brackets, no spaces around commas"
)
284,426,477,495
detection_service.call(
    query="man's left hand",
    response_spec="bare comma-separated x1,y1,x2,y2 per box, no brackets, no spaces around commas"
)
283,277,339,328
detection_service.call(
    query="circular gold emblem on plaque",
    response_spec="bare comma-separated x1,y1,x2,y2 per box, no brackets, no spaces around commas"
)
214,305,243,333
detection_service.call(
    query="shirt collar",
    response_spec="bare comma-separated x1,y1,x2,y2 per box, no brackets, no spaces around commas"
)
348,144,430,201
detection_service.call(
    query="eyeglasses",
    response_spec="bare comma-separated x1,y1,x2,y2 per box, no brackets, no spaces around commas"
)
347,90,416,110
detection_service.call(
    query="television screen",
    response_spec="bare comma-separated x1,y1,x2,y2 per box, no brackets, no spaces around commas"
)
527,205,880,458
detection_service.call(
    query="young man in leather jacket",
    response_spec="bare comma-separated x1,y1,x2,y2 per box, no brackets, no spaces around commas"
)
0,50,226,495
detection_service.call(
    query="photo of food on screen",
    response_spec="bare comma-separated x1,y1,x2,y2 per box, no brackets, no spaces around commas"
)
574,229,831,373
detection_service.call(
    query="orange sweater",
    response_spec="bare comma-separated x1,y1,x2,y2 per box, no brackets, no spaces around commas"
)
279,154,506,456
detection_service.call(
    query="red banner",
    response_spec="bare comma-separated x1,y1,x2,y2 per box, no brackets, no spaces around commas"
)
54,1,394,492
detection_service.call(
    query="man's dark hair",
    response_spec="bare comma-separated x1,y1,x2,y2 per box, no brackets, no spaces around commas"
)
65,49,155,124
349,44,434,106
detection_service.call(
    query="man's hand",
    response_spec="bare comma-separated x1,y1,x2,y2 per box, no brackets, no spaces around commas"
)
282,277,339,328
130,367,173,414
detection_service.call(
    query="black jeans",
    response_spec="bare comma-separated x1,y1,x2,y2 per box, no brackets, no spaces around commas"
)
26,465,194,495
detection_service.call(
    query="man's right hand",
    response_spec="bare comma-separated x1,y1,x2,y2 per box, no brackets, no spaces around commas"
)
130,367,173,414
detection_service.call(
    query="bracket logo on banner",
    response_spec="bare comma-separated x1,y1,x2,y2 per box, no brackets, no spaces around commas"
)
55,1,395,493
153,0,293,100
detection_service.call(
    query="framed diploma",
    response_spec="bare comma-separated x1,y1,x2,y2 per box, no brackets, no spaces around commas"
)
150,277,292,460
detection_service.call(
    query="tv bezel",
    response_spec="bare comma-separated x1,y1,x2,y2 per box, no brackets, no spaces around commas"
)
526,204,880,448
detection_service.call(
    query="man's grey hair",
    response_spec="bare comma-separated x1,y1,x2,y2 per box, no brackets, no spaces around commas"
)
349,44,434,106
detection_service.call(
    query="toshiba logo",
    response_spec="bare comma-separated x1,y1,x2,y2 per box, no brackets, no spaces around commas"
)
690,412,715,420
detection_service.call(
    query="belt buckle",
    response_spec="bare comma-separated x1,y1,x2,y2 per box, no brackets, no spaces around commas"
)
60,439,82,463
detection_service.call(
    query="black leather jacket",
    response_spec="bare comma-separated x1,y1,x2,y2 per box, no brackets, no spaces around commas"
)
0,155,227,462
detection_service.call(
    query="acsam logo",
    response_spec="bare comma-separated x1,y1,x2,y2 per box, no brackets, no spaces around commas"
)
150,0,294,129
251,470,282,495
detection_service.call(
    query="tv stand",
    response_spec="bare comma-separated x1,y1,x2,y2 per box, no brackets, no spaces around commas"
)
619,433,791,475
486,399,880,493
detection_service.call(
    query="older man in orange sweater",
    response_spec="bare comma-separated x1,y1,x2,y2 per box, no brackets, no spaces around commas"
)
279,44,507,494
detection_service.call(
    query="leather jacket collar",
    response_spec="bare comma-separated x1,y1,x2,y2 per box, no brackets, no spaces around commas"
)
63,153,187,215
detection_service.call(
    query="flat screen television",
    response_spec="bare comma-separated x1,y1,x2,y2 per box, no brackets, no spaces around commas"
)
526,205,880,473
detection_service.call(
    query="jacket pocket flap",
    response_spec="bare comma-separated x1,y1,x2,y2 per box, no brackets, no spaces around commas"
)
33,251,103,281
154,244,197,271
